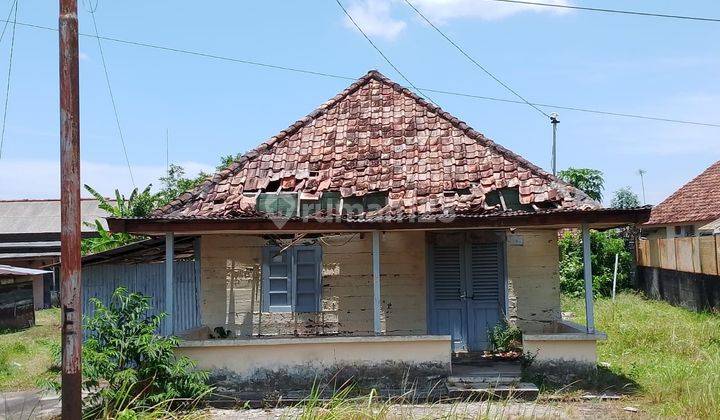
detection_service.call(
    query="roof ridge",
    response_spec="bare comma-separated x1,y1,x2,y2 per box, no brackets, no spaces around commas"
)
153,70,384,216
646,160,720,225
654,159,720,210
154,69,594,217
366,71,593,202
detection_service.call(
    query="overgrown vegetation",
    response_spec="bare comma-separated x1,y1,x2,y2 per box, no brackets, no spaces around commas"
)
488,322,522,353
564,293,720,418
82,155,242,255
558,229,633,298
46,288,211,418
0,309,59,391
610,186,641,209
557,167,604,201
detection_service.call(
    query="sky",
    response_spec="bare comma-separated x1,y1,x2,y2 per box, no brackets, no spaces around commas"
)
0,0,718,206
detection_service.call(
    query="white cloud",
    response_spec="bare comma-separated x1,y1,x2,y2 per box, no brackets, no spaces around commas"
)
79,51,90,61
0,159,214,199
342,0,572,39
410,0,572,23
344,0,407,41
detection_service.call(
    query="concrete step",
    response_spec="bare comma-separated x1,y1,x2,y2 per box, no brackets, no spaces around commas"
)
447,382,539,400
447,375,522,387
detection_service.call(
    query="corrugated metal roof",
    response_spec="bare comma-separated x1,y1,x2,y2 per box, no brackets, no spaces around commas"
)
0,199,111,234
0,264,52,276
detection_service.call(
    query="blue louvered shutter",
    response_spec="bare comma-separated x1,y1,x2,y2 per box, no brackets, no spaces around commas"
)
293,246,322,312
432,244,463,301
469,242,501,303
262,246,292,312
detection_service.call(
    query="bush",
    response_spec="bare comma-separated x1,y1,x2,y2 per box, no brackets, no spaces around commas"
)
77,288,211,418
559,229,633,298
489,322,522,352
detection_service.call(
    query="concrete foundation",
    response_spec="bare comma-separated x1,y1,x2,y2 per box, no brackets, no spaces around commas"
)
175,335,452,400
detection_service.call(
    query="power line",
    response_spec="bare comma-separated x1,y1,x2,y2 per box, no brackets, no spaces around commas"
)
0,0,18,160
334,0,433,103
87,6,135,186
485,0,720,23
403,0,549,119
2,18,720,129
418,87,720,128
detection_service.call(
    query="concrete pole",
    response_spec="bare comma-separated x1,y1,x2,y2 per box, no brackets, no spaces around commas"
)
582,224,595,334
372,231,381,335
59,0,82,416
550,113,559,176
165,232,174,335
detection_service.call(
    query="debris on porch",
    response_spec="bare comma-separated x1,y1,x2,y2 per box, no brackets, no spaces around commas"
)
447,359,539,400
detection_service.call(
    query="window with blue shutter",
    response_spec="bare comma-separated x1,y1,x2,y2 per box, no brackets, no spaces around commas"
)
262,245,322,313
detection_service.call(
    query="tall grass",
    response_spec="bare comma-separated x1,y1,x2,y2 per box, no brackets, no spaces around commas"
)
564,292,720,417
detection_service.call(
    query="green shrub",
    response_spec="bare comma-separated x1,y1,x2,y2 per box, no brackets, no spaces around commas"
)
489,322,522,352
559,229,633,298
65,287,211,418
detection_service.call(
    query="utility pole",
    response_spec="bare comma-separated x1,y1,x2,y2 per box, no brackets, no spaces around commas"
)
59,0,82,418
550,112,559,176
638,169,647,205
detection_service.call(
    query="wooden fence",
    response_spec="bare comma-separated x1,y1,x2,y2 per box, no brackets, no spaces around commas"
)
637,236,720,275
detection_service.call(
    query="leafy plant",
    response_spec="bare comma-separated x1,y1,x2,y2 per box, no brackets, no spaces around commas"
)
154,164,209,208
611,187,641,209
559,229,633,298
488,322,522,352
53,288,211,418
558,167,604,201
81,185,157,255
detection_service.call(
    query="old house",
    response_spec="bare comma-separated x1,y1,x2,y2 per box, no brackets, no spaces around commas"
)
108,71,649,398
0,198,110,309
638,160,720,311
0,265,52,329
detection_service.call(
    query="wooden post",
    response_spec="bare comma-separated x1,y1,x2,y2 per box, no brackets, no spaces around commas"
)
582,224,595,334
59,0,82,416
165,232,174,334
372,231,381,335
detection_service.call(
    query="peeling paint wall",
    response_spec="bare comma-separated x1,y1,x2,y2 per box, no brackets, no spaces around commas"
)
200,231,427,337
200,228,560,337
506,229,561,332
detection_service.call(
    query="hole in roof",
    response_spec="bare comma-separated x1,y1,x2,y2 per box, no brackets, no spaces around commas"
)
485,187,537,212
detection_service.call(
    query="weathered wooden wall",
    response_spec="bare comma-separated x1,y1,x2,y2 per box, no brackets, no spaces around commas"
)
82,260,201,335
200,231,427,337
638,236,720,275
506,229,561,332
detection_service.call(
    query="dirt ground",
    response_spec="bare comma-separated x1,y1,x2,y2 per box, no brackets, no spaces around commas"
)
210,399,647,419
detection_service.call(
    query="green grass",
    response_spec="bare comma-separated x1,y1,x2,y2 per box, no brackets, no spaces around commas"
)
0,308,60,391
563,292,720,418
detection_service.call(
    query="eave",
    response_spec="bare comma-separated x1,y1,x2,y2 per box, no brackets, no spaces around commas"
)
108,207,651,236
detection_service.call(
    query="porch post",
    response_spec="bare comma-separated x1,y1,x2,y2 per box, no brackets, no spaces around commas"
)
582,224,595,334
372,231,381,335
165,232,174,334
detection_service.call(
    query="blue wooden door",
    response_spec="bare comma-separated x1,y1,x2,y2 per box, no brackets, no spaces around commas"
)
429,232,504,352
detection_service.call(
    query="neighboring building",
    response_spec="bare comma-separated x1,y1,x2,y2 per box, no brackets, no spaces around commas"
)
0,265,52,329
637,160,720,311
79,236,200,336
644,160,720,238
107,71,649,399
0,198,110,308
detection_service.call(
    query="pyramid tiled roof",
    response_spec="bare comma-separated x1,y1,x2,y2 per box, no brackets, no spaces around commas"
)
646,160,720,226
153,70,598,219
